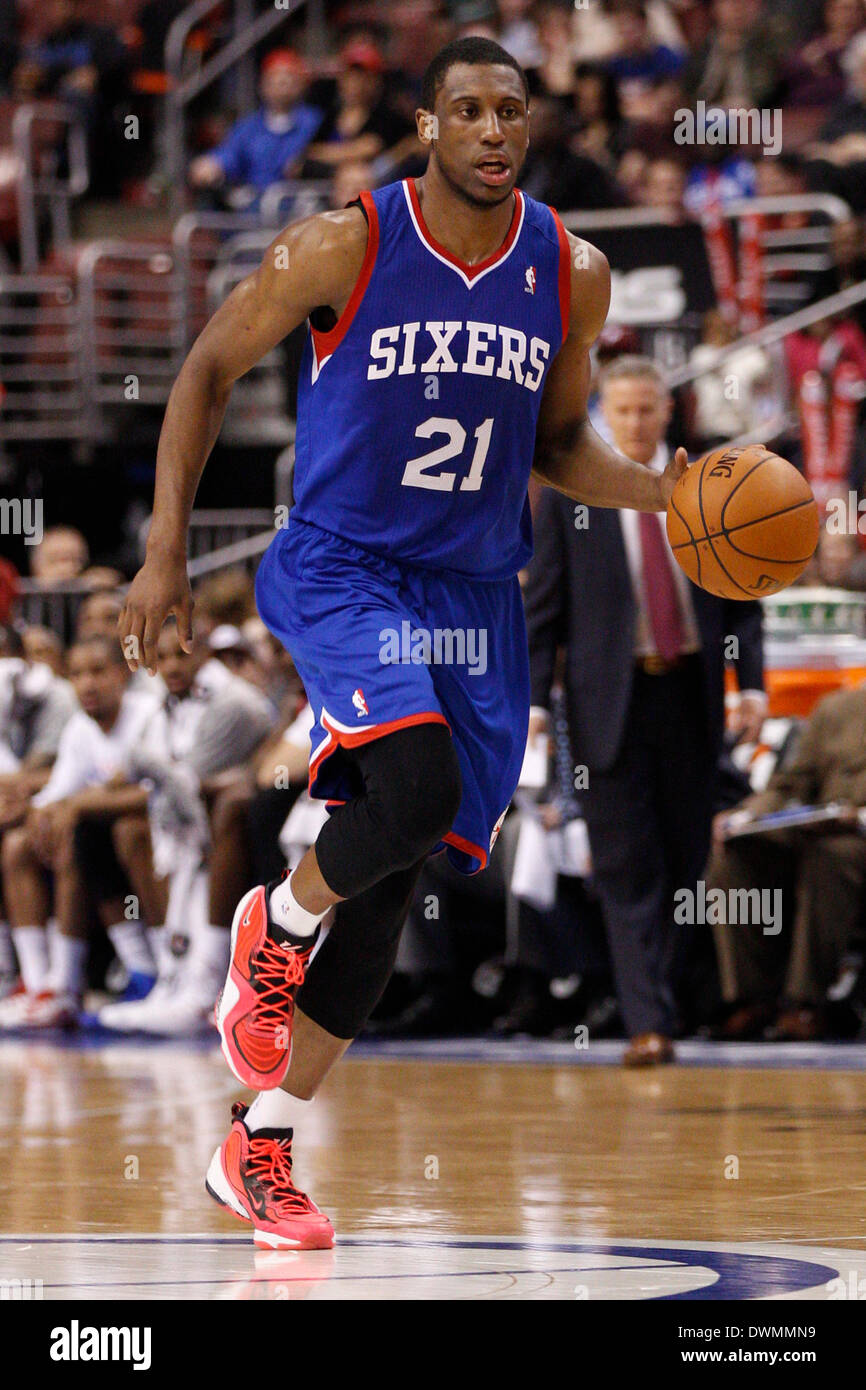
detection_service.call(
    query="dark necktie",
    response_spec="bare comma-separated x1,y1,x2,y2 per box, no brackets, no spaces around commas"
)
638,511,685,662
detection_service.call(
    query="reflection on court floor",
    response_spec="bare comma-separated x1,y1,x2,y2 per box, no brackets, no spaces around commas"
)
3,1039,866,1301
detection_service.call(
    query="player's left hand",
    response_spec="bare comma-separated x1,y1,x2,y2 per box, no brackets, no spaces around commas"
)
658,447,689,508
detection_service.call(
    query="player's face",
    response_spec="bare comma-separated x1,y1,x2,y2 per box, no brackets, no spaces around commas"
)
423,64,529,208
601,377,672,466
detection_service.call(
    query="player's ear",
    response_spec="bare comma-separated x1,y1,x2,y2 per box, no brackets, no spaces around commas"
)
416,109,438,144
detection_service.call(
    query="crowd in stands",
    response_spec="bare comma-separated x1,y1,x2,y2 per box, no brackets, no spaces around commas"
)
1,1,866,1051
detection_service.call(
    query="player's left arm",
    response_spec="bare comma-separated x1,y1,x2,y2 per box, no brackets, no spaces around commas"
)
532,233,687,511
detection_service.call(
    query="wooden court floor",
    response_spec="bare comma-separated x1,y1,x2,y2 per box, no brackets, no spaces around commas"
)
2,1038,866,1299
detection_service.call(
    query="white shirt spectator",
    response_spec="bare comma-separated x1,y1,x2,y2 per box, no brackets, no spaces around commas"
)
0,659,78,768
32,689,158,806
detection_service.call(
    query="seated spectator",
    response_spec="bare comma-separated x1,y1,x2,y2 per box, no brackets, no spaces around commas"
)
805,31,866,208
0,628,77,773
329,158,377,210
97,623,275,1036
0,635,159,1030
75,590,122,640
681,0,785,110
207,623,266,692
517,93,626,208
527,1,578,99
689,307,776,449
12,0,130,192
783,0,865,110
604,0,684,122
683,138,757,218
571,61,631,173
814,525,866,589
80,565,125,592
709,682,866,1039
21,626,63,675
814,29,866,147
497,0,544,68
29,525,88,586
638,156,690,222
302,39,416,178
193,567,257,635
189,49,323,210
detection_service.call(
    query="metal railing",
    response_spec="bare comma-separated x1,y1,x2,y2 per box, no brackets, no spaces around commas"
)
664,280,866,391
77,240,186,434
204,230,292,443
563,193,853,326
0,272,83,440
13,102,89,273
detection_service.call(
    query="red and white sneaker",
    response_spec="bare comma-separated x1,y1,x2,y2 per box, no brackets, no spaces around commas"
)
205,1101,335,1250
215,883,318,1091
20,990,79,1030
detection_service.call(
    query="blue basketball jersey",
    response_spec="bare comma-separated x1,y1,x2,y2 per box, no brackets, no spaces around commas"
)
291,177,571,580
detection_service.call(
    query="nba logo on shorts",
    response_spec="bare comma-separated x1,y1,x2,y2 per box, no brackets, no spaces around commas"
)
352,688,369,718
524,266,536,294
489,806,508,852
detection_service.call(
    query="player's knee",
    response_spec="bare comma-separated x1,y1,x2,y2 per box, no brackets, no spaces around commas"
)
383,728,462,859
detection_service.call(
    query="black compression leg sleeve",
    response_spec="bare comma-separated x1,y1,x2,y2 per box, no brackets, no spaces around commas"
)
295,857,426,1039
314,722,462,900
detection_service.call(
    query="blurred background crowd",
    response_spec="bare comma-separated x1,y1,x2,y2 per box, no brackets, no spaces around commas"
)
1,0,866,1056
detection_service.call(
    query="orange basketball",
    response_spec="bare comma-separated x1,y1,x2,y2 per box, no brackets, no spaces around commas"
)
666,444,820,600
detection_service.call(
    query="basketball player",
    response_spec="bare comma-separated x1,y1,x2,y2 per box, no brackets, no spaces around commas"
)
119,36,688,1249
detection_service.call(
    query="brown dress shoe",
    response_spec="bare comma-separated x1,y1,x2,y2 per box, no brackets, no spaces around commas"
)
622,1032,675,1068
767,1007,824,1042
709,1002,775,1041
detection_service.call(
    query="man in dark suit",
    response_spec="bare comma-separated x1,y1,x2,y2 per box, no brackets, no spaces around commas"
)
525,355,765,1066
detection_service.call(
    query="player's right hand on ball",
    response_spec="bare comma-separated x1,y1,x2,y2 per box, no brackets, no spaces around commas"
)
119,555,194,675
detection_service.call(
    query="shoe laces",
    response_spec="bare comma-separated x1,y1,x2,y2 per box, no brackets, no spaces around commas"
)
246,1134,314,1215
249,936,310,1035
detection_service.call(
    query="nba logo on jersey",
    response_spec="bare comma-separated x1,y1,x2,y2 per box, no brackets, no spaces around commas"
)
352,688,369,718
524,265,536,294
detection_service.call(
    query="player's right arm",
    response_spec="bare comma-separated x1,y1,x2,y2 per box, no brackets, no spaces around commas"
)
119,206,369,674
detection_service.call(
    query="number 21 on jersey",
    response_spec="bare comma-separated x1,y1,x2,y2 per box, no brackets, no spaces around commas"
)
401,416,493,493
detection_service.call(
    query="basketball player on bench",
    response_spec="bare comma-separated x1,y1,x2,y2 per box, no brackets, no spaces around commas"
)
119,37,688,1249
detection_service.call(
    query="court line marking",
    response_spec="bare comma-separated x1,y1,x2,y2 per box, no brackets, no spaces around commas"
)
0,1236,838,1299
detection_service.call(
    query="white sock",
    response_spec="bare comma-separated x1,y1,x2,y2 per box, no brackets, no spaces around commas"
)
147,926,176,978
187,924,230,982
0,922,15,974
245,1088,313,1133
107,921,156,978
268,871,325,939
47,934,88,996
12,928,50,992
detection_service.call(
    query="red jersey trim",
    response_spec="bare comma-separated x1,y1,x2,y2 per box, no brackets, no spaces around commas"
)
443,829,488,873
406,177,524,281
549,206,571,345
308,708,450,792
309,188,379,365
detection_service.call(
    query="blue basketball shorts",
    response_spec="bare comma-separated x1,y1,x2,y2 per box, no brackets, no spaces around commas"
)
255,518,530,874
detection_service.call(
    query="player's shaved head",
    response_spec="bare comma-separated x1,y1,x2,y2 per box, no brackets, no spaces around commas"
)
421,36,529,113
